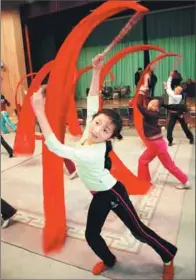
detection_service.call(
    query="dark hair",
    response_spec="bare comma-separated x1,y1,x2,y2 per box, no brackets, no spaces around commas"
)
138,67,142,71
93,109,123,140
105,141,112,170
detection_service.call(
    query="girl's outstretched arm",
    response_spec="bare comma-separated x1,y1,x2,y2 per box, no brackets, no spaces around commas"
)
86,54,105,120
31,87,75,160
88,53,105,97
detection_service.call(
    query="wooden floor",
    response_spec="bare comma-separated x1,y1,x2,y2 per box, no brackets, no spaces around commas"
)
76,97,195,109
76,98,130,109
76,97,196,127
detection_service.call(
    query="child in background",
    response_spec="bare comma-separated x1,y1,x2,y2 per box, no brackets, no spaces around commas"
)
137,95,191,190
1,62,17,134
1,135,13,158
32,54,178,280
1,94,17,134
164,72,194,146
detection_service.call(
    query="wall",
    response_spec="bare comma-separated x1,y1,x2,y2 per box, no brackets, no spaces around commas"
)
1,9,27,114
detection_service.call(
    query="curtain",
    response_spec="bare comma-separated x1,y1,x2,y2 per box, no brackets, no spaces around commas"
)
147,7,196,96
76,42,144,99
76,6,195,99
76,15,144,99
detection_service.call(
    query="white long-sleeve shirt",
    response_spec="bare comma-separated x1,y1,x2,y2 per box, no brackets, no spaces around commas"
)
45,95,117,192
166,77,182,105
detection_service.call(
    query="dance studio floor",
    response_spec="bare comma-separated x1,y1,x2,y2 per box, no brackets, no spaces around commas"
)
1,127,195,279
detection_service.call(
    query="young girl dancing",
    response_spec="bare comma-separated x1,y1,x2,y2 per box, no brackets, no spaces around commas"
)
137,95,191,190
32,54,177,280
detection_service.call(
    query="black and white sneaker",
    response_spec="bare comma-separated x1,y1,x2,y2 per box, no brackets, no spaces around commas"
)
69,171,79,180
1,218,10,228
175,180,191,190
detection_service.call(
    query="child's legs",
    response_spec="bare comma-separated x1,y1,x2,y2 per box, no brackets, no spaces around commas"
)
177,115,194,141
157,138,188,184
1,136,13,155
1,199,17,220
110,182,177,263
85,193,116,267
2,111,16,131
167,113,177,143
138,147,156,182
64,158,76,174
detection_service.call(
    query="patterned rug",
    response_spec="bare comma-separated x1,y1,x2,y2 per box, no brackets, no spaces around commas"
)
1,134,194,279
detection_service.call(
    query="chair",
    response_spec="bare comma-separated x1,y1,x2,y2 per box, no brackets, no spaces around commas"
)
119,106,130,126
158,107,167,127
128,107,134,127
101,87,113,100
82,108,87,125
112,107,120,114
77,108,84,125
120,86,131,98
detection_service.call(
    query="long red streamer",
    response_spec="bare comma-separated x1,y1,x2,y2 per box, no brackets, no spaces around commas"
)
14,1,152,254
133,53,182,148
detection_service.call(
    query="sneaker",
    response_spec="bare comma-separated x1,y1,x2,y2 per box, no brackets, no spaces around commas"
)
168,142,173,147
69,171,78,180
163,261,174,280
92,257,117,275
175,180,191,190
92,261,108,275
1,218,10,228
190,139,194,145
184,180,191,189
9,153,13,158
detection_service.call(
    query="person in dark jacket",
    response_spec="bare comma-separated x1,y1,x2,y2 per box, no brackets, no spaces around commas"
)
1,135,13,157
135,67,143,86
149,70,157,97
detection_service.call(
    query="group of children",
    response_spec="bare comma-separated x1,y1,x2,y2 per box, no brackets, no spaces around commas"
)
31,53,194,280
137,72,193,189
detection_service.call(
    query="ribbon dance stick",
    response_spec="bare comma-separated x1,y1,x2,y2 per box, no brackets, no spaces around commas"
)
103,11,146,56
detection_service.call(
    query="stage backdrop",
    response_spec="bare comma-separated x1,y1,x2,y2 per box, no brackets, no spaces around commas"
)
76,6,195,99
24,5,195,100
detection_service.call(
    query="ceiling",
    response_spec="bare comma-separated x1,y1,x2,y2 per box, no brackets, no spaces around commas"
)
1,0,33,10
1,0,195,14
